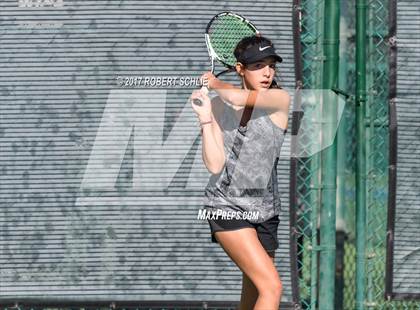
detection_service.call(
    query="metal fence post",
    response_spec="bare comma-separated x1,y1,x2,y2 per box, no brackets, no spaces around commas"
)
318,0,340,309
355,0,367,308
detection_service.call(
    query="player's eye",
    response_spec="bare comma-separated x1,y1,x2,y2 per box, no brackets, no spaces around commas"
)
269,64,276,69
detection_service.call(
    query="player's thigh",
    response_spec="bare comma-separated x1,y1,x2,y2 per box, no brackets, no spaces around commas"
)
214,228,280,292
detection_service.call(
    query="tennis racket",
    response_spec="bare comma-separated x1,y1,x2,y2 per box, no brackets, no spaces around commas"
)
193,12,260,105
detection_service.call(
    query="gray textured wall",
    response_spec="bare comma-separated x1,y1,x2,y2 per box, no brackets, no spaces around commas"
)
0,0,295,304
393,0,420,295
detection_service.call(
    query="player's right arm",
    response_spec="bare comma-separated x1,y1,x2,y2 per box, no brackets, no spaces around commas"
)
190,89,226,174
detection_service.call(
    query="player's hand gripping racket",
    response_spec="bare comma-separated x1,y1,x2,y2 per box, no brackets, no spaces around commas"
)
193,12,259,105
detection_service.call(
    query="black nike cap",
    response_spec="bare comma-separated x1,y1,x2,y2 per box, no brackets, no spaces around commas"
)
236,43,283,65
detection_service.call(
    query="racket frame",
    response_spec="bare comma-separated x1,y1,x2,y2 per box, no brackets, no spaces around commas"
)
204,11,260,76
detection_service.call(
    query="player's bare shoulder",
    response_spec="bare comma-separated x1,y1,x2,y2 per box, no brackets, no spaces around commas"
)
268,88,290,130
270,88,290,109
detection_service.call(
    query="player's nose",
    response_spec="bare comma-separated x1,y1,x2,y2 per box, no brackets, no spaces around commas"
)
262,65,271,76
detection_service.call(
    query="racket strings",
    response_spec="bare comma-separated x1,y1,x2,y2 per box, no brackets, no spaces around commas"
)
207,14,257,67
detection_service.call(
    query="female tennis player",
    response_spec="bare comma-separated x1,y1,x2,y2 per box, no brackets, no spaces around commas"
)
190,35,290,309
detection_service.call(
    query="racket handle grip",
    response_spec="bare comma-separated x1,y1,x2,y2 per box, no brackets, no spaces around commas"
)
192,86,209,106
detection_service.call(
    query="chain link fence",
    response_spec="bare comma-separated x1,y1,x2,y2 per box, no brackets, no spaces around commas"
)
292,0,325,308
362,0,417,308
295,0,420,309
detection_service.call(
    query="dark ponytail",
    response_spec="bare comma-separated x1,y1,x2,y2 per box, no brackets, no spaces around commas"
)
269,79,281,89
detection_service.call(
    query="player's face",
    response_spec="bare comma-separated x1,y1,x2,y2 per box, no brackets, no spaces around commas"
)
243,57,277,90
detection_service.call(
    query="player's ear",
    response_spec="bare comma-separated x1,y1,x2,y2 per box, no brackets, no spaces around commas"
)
235,62,245,76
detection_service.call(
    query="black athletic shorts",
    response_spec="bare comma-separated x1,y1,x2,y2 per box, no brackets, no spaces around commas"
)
207,214,280,253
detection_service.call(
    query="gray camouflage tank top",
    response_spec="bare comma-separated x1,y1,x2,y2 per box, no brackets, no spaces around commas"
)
203,100,287,223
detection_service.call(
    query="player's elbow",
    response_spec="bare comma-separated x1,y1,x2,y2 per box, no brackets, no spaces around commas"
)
205,153,226,175
207,164,224,175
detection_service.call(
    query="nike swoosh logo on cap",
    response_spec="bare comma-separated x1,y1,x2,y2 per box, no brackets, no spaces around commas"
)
259,45,271,51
